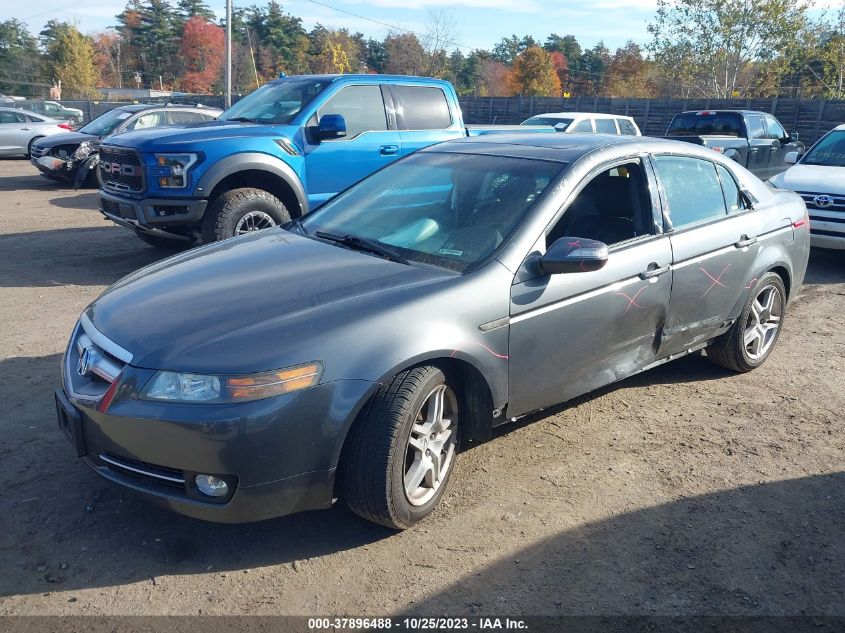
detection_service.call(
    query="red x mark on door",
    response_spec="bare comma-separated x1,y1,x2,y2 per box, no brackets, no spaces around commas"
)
616,287,646,313
699,263,731,299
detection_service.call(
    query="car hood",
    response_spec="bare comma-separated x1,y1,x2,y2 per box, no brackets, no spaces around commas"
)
34,131,98,149
86,230,453,374
770,164,845,194
105,120,298,151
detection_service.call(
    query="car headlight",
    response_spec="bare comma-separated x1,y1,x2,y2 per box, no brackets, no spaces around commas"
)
141,362,323,403
72,141,94,160
153,152,198,188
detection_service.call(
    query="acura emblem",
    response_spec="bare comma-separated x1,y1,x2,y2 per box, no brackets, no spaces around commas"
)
813,194,834,208
77,347,93,377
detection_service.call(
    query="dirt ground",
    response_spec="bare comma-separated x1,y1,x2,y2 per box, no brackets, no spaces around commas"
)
0,157,842,618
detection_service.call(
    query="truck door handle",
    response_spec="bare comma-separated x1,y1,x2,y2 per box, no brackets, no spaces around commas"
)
639,263,671,279
379,144,399,155
734,235,757,248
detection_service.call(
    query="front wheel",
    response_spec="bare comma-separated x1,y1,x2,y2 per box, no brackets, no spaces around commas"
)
708,272,787,372
339,366,459,529
201,188,290,243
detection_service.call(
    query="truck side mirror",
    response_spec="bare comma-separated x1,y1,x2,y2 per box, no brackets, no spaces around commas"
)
316,114,347,141
539,237,609,275
789,131,799,143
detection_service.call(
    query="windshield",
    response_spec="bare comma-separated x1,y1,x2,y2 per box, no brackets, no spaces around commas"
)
523,117,572,129
220,78,331,124
802,130,845,167
300,152,563,273
79,108,135,136
667,112,743,137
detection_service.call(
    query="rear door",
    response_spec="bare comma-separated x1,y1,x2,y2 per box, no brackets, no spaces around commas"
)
652,154,761,356
303,84,401,208
389,84,463,157
0,109,29,154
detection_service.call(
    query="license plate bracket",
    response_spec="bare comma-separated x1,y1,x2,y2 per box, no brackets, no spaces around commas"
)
55,389,87,457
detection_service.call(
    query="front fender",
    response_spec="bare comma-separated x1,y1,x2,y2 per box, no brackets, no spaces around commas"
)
73,154,99,190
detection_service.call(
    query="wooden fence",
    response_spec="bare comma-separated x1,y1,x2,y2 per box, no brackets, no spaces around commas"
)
458,96,845,146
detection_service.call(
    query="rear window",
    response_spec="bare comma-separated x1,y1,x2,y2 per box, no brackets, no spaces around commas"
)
392,85,452,130
667,112,744,137
617,119,638,135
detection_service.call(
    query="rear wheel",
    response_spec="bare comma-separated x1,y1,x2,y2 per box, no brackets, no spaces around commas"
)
339,366,459,529
201,188,290,243
708,272,786,372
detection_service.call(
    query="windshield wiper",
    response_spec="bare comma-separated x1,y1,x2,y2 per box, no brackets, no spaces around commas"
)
314,231,410,265
226,116,263,123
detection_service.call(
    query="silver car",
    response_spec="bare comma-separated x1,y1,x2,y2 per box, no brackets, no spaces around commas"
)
0,107,70,157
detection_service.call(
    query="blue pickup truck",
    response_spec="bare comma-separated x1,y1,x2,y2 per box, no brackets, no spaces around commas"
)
97,74,544,247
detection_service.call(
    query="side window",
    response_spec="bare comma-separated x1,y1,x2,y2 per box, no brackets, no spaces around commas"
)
27,114,46,122
0,111,25,123
653,156,727,229
594,118,617,134
764,115,786,140
167,111,207,124
716,164,745,213
746,115,766,139
318,85,387,139
124,111,167,131
392,85,452,130
617,119,637,135
547,161,653,247
570,118,593,133
45,103,58,114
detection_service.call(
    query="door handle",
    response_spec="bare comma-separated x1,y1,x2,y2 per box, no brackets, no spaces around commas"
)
21,127,31,131
639,263,671,280
734,235,758,248
379,144,399,155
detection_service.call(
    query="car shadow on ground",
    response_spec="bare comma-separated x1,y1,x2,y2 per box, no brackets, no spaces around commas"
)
0,226,174,287
806,249,845,285
48,191,99,210
407,473,844,615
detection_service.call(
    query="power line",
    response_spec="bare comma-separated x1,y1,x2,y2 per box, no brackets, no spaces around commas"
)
19,0,90,22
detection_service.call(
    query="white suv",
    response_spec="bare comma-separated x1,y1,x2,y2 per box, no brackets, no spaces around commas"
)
769,124,845,250
521,112,641,136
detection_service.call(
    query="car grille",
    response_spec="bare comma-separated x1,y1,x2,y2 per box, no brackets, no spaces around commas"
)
796,191,845,213
99,146,144,194
98,453,185,489
64,314,132,403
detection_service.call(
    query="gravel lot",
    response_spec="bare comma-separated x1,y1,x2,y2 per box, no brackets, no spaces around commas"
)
0,157,843,618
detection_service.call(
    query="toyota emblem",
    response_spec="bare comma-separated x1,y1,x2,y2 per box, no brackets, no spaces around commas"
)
77,347,93,377
813,194,834,208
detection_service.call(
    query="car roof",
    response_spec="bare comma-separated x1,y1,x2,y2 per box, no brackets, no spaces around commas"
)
527,112,633,120
676,109,772,116
268,73,451,87
114,103,222,112
0,106,54,119
422,133,703,163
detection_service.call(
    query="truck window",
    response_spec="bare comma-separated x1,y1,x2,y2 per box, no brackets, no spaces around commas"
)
653,156,727,229
392,85,451,130
319,85,387,139
571,119,593,133
764,115,786,140
617,119,637,135
167,111,208,125
594,118,617,134
667,112,743,137
124,111,167,131
746,115,766,139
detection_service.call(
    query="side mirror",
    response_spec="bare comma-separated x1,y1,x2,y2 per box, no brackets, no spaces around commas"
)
539,237,609,275
784,151,800,165
789,131,799,143
316,114,346,140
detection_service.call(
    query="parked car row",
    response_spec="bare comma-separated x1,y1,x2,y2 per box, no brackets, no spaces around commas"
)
45,74,812,531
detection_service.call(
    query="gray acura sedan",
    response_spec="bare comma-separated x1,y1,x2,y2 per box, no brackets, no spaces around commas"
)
56,134,810,529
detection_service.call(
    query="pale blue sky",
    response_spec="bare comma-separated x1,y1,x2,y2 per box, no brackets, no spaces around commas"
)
10,0,661,52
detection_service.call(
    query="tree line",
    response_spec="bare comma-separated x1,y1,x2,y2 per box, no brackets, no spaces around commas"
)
0,0,843,100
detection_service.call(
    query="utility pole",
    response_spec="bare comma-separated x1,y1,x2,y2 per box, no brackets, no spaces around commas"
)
225,0,233,108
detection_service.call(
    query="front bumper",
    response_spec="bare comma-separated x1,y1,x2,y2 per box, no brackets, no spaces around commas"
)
99,189,208,233
31,156,73,181
56,378,375,523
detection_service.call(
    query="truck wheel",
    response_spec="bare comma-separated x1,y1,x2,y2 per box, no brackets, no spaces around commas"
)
202,188,290,243
134,230,188,250
339,365,459,530
707,272,786,372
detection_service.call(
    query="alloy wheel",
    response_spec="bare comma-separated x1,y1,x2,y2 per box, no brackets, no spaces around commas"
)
744,284,782,360
234,210,276,235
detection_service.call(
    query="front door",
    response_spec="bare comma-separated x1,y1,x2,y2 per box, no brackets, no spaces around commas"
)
508,159,673,417
303,84,402,209
652,155,762,356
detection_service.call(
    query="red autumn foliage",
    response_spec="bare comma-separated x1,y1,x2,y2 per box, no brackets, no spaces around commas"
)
180,16,224,93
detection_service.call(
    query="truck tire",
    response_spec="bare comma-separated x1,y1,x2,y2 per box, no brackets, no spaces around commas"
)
202,188,290,243
134,230,188,250
707,272,786,372
339,365,460,530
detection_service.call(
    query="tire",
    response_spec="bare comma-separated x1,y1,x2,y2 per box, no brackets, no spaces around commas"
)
339,365,460,530
134,230,188,251
27,136,43,158
201,187,290,243
707,272,787,372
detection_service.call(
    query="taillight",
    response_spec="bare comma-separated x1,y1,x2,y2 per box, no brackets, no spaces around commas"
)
57,122,73,130
793,207,809,228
